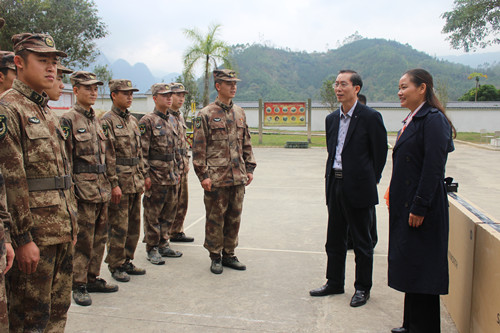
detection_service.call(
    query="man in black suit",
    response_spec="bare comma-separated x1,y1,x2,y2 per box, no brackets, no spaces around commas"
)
310,70,387,307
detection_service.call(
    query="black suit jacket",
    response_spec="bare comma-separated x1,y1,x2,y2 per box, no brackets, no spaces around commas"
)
325,102,388,208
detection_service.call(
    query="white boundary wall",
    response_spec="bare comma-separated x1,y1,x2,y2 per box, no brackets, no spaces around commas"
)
51,91,500,133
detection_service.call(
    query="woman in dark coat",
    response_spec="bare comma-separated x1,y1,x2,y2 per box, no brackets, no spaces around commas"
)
388,68,455,333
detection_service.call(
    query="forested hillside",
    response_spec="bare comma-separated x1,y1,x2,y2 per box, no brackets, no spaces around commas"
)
212,39,500,102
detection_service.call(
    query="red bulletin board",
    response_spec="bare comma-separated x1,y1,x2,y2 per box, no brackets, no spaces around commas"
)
263,102,306,127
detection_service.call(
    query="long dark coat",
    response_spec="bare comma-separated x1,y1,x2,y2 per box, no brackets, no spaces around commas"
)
388,103,454,295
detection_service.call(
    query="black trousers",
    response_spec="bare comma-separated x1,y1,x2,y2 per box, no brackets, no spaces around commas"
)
325,176,374,291
402,293,441,333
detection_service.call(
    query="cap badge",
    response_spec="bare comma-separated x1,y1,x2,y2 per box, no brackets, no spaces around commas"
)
127,81,132,87
45,37,54,47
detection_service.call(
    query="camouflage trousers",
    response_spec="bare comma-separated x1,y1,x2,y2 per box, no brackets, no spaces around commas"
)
73,201,109,286
170,173,188,236
105,193,141,271
203,185,245,259
7,242,73,333
0,254,8,333
143,184,178,252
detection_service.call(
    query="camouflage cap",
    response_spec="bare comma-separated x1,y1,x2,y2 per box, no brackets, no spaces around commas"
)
151,83,171,95
169,82,189,94
57,63,73,74
12,33,67,57
0,51,15,70
109,79,139,92
70,71,103,86
213,69,241,82
0,18,5,30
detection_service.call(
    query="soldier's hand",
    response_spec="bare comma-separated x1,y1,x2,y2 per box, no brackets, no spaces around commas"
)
15,241,40,274
4,243,15,274
145,177,152,191
111,186,122,205
246,173,254,186
201,178,212,192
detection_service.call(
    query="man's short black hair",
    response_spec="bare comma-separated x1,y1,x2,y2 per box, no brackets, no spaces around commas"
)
339,69,363,92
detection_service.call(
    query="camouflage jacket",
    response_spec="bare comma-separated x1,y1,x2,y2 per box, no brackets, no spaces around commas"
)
139,110,178,186
61,103,112,203
0,79,78,248
0,173,11,266
192,98,256,187
168,110,190,175
101,105,145,194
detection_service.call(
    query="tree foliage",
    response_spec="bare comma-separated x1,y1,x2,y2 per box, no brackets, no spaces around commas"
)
174,71,201,119
459,84,500,101
441,0,500,52
0,0,108,67
93,64,113,105
183,24,233,106
320,78,337,113
227,39,494,102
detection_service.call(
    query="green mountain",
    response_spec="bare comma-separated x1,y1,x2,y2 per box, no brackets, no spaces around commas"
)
216,39,499,102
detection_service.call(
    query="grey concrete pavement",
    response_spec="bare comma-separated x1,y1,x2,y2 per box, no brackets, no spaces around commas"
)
66,141,498,332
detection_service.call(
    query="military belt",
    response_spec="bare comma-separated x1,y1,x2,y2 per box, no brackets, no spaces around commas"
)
116,157,140,166
149,153,174,162
74,163,107,174
27,175,72,192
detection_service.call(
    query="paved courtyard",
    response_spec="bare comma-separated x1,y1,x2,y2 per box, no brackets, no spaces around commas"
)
65,141,499,332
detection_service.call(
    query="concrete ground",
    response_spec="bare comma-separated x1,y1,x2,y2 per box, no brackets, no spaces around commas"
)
66,140,499,332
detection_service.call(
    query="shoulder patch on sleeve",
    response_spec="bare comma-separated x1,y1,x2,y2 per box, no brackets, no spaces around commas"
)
102,124,109,137
0,115,7,139
139,123,146,135
195,116,202,128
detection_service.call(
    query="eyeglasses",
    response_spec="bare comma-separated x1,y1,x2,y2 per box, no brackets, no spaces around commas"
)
332,82,351,88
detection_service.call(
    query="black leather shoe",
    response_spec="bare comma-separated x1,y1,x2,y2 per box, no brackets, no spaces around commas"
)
123,261,146,275
86,278,119,293
170,232,194,242
158,245,183,258
222,256,246,270
210,258,223,274
391,327,407,333
309,282,344,297
350,290,370,307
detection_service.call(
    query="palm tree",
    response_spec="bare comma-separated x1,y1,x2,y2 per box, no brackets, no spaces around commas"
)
183,24,232,107
468,72,488,102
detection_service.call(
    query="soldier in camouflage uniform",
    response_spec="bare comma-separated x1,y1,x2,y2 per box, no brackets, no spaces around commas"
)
192,69,256,274
0,18,16,332
103,79,147,282
140,83,183,265
168,83,195,243
61,71,118,306
45,63,72,101
0,175,13,332
0,33,78,332
0,50,16,94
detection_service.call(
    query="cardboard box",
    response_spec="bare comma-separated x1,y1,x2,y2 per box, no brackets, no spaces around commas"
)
443,195,477,333
470,223,500,333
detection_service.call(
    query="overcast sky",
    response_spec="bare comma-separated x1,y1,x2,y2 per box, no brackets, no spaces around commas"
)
93,0,500,77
